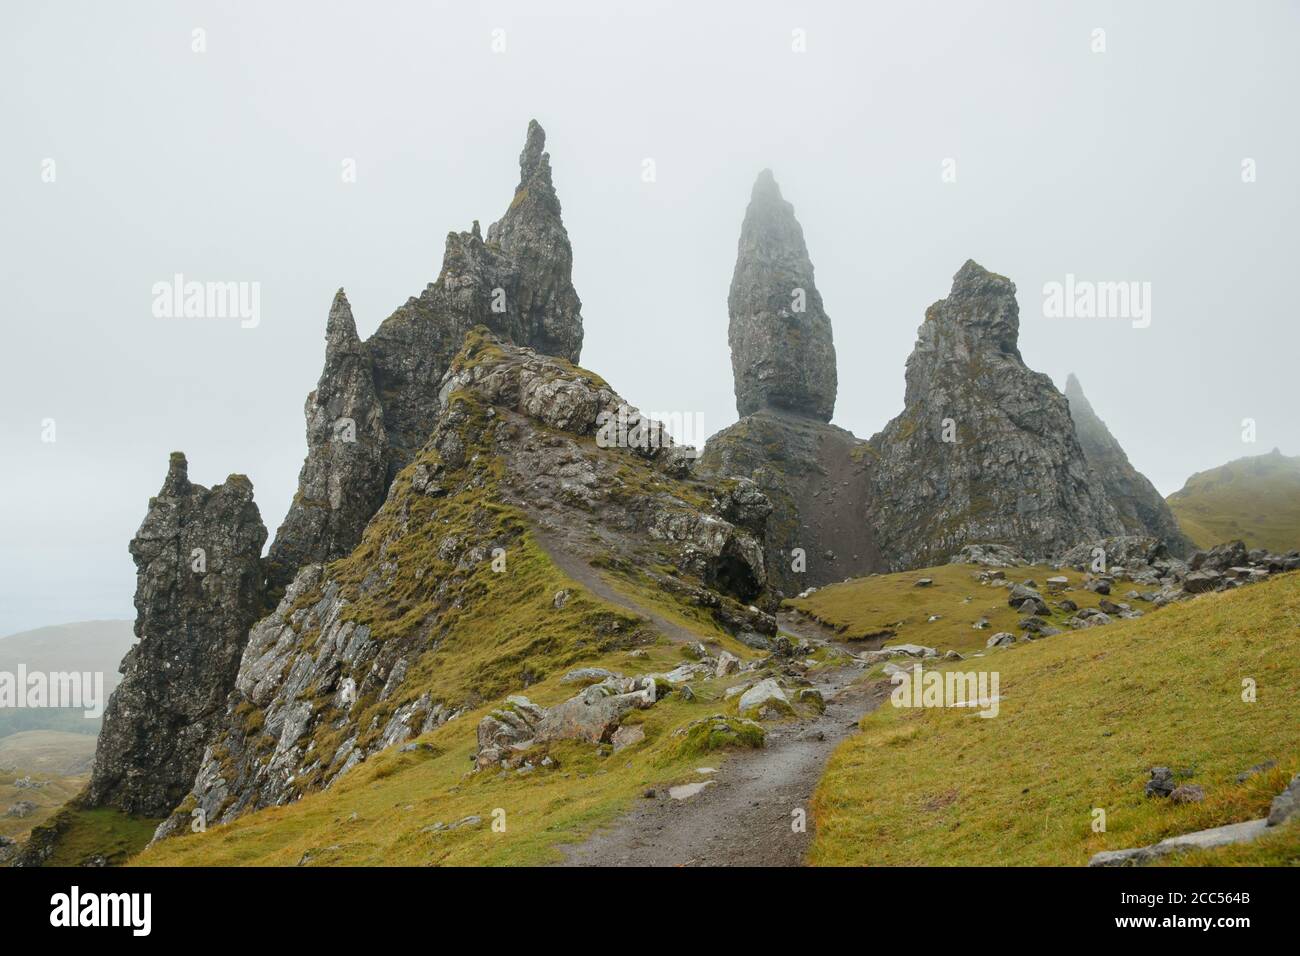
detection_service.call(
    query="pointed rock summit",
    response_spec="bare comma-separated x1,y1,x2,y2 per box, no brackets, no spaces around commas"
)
1065,373,1192,556
867,261,1126,568
268,121,584,589
85,453,267,816
702,171,880,594
266,291,388,587
366,118,584,473
728,169,837,422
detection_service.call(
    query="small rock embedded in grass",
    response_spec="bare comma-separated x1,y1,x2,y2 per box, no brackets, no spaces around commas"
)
1236,760,1277,783
1145,767,1176,798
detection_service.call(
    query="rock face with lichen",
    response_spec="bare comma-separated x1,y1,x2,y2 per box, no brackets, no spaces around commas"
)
728,169,837,422
867,261,1126,569
266,291,388,586
152,331,773,838
366,119,584,475
702,171,881,593
1065,373,1192,556
266,121,585,589
84,453,267,817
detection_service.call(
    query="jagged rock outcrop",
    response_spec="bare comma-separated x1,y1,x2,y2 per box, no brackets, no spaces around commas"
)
701,171,880,593
366,119,584,474
266,291,388,587
1065,373,1192,556
267,120,584,591
85,453,267,817
728,170,836,422
867,261,1126,569
155,331,771,838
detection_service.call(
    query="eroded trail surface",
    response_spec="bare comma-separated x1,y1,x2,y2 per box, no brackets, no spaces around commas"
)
561,613,888,867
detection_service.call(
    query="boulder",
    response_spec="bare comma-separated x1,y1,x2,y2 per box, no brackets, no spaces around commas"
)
737,679,794,719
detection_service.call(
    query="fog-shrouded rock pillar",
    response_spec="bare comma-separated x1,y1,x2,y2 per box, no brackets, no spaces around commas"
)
701,170,881,594
266,290,388,588
85,453,267,817
728,169,837,422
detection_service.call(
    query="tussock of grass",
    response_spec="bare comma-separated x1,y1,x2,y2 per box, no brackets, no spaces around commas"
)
27,806,163,867
808,572,1300,866
669,715,765,760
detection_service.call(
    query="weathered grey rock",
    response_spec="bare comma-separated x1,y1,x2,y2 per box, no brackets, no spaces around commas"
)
86,453,267,817
1145,767,1176,798
715,650,741,677
267,291,388,588
1089,819,1270,867
699,411,883,595
1183,569,1224,594
1065,374,1193,557
948,543,1026,567
367,120,584,474
728,169,836,421
534,684,653,746
475,697,546,770
1267,773,1300,826
559,667,622,686
986,632,1016,648
1007,583,1043,607
867,261,1126,570
737,678,792,718
611,723,646,753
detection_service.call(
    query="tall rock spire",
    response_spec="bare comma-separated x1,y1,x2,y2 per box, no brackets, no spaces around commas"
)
1065,372,1193,556
267,122,586,590
366,119,585,473
85,454,267,816
266,291,389,588
867,261,1126,569
700,170,878,595
728,169,837,422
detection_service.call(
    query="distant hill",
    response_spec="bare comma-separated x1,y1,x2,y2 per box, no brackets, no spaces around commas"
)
1167,449,1300,552
0,620,134,739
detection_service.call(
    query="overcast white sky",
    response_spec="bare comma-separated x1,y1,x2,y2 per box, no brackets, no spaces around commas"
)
2,0,1297,635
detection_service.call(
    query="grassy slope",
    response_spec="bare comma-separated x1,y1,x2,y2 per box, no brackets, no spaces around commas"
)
134,635,773,866
808,572,1300,866
0,769,87,843
1167,451,1300,552
789,562,1146,655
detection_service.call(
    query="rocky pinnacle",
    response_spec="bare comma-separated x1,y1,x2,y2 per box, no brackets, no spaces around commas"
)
867,261,1126,569
728,169,837,422
85,453,267,817
266,290,388,587
1065,372,1193,556
365,119,585,473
